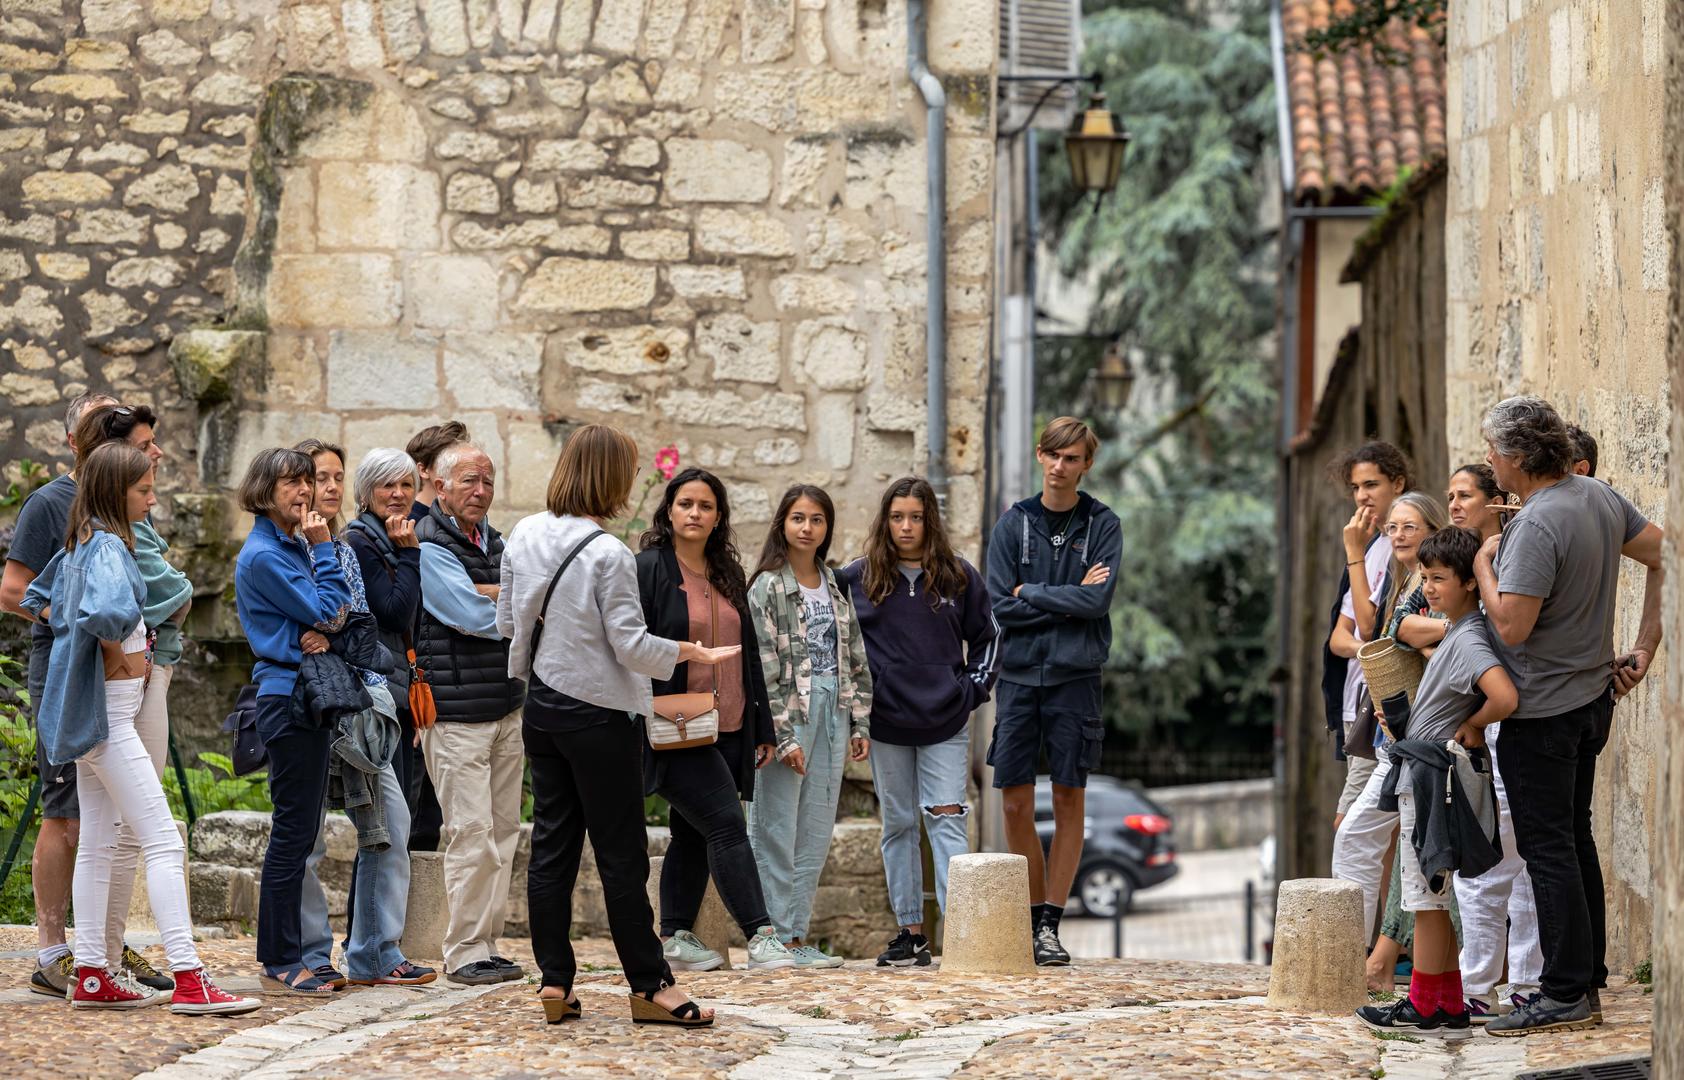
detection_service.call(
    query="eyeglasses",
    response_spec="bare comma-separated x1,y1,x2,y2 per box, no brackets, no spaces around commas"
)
1384,522,1426,537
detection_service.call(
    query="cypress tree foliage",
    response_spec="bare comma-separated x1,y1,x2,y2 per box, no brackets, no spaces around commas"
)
1034,0,1279,780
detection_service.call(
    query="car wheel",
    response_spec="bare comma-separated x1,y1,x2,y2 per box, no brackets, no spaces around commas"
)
1077,862,1136,918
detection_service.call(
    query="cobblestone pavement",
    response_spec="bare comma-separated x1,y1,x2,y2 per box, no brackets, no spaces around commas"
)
0,928,1652,1079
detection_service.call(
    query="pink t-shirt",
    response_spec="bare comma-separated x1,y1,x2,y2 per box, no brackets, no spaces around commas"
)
678,559,745,733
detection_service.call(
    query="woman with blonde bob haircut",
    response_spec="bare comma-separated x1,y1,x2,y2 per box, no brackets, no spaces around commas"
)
498,424,740,1029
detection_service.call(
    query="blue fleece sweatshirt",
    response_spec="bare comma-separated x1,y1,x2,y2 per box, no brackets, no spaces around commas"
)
985,491,1123,686
839,557,1000,747
235,516,353,698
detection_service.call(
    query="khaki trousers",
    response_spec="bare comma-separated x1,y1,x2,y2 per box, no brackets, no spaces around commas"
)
420,710,524,972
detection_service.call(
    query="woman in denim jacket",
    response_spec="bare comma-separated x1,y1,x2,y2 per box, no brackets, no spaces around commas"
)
745,484,872,964
25,443,256,1014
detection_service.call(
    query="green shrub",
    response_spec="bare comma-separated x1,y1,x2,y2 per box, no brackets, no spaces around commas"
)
163,752,273,818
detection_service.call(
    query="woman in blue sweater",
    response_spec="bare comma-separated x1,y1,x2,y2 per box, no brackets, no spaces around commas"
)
233,447,352,994
839,477,999,968
25,443,257,1014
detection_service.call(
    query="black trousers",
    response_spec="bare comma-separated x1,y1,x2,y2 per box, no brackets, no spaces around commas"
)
404,706,443,852
656,731,769,939
525,716,673,995
1496,690,1614,1003
258,702,332,968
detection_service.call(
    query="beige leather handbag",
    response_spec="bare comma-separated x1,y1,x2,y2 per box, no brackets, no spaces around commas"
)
648,586,719,751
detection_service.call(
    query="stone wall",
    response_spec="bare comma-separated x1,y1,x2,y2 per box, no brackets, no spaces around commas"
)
1654,0,1683,1070
1446,0,1671,974
0,0,996,642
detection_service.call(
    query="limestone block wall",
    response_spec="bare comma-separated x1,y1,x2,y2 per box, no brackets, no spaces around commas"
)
1654,0,1683,1068
1446,0,1671,973
0,0,995,606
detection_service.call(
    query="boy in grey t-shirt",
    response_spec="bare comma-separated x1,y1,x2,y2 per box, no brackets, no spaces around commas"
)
1358,528,1517,1035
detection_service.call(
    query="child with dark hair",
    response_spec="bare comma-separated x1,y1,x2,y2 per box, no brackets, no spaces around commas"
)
1357,527,1516,1034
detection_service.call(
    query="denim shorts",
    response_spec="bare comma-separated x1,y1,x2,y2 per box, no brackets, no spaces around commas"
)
29,644,78,819
987,677,1104,789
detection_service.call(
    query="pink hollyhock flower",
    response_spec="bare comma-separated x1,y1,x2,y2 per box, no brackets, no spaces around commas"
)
654,445,680,480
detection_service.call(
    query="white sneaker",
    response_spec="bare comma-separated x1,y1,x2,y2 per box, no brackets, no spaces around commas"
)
663,930,724,972
790,944,844,969
745,927,796,970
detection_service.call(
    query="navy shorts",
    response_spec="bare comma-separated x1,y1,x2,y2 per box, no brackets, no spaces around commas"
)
987,677,1105,789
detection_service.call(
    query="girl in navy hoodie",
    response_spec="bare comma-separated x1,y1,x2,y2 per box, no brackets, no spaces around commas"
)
839,477,999,967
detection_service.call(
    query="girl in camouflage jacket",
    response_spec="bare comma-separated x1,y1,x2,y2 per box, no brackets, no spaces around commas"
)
744,484,873,965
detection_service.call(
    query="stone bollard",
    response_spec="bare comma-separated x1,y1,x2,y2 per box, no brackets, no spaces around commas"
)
645,855,736,969
401,850,448,962
126,820,191,933
1266,878,1368,1014
938,853,1036,975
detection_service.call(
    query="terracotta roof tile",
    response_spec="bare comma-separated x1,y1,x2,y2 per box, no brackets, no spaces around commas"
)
1281,0,1446,204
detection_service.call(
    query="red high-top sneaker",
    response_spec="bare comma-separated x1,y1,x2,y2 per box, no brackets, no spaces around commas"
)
72,966,156,1008
170,967,262,1016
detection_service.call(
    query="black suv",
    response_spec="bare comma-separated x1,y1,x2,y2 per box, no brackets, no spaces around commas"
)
1033,774,1178,916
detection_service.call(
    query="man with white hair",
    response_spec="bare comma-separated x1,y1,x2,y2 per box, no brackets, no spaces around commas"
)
414,443,527,986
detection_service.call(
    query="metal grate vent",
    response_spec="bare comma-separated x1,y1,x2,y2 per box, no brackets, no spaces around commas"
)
1516,1057,1651,1080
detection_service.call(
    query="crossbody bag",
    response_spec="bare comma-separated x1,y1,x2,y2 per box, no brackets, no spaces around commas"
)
648,574,719,751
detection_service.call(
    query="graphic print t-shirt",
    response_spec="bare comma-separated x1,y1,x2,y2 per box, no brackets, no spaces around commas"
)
799,579,838,675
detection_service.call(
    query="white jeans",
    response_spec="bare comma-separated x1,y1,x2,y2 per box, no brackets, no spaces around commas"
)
1453,723,1543,1000
98,664,172,963
73,672,197,972
1330,749,1396,940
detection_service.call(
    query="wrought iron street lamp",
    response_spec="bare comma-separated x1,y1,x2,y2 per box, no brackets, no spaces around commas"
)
1065,92,1130,197
1094,341,1137,413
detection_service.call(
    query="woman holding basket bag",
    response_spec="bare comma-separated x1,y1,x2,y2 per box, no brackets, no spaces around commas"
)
497,425,740,1028
635,468,795,973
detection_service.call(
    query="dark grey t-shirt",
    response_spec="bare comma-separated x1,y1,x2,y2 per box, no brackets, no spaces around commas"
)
1492,475,1647,718
7,474,76,697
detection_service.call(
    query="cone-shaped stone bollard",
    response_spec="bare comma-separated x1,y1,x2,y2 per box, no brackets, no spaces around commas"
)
938,853,1037,974
1266,878,1368,1013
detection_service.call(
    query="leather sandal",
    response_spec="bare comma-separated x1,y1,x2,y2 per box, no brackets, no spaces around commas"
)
539,988,582,1024
260,965,336,995
629,989,713,1027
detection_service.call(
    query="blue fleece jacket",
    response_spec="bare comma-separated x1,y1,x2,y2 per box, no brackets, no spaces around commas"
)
21,531,145,765
839,557,1000,747
985,491,1123,686
234,516,353,698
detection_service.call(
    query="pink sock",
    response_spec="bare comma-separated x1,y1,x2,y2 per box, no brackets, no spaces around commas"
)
1440,970,1465,1015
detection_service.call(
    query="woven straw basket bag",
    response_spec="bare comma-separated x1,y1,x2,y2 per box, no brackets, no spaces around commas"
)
1357,637,1427,706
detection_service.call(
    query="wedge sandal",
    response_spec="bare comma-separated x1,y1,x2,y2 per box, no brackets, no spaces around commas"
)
629,989,713,1027
539,988,582,1024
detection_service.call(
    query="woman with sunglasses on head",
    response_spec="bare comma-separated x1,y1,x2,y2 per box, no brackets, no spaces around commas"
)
25,443,257,1014
635,468,794,973
745,485,873,965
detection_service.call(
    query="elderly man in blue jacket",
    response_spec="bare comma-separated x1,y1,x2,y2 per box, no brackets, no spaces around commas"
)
986,416,1123,967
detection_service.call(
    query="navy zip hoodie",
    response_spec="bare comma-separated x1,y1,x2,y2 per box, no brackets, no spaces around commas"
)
986,491,1123,686
838,557,1000,747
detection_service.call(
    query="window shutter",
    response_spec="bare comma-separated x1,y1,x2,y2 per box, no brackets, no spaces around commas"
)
1000,0,1081,130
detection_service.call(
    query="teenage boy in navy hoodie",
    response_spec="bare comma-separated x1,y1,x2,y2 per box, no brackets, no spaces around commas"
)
986,417,1123,966
841,477,1000,968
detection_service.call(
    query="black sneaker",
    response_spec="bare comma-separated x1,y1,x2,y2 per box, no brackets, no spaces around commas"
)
1485,993,1596,1036
122,945,176,993
1356,996,1471,1034
1032,925,1070,967
446,959,506,986
488,955,526,982
875,929,932,968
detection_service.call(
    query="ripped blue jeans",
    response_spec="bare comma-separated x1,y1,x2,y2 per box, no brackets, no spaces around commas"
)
872,726,970,926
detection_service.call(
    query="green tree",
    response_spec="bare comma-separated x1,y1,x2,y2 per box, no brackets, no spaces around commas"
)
1036,1,1279,777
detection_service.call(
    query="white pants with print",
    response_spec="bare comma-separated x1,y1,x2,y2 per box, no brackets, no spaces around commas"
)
1452,723,1543,1000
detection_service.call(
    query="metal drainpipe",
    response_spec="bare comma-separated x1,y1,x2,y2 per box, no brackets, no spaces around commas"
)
908,0,948,505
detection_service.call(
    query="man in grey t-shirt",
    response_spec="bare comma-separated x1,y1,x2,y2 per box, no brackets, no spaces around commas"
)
1474,397,1665,1037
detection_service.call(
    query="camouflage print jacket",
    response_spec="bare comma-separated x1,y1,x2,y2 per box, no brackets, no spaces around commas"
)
747,563,873,759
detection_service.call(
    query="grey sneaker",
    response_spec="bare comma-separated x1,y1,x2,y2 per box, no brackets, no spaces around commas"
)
1485,993,1596,1036
790,944,844,969
745,927,796,970
30,952,75,998
663,930,724,972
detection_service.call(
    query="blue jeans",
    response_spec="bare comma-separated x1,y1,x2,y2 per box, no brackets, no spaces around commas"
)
747,674,844,942
873,727,970,926
301,761,413,978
